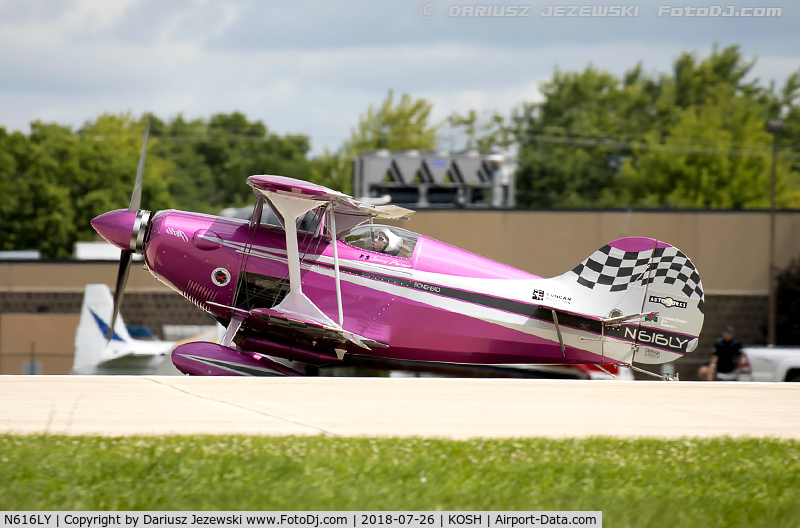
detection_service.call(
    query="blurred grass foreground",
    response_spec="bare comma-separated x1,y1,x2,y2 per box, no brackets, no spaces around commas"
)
1,435,798,527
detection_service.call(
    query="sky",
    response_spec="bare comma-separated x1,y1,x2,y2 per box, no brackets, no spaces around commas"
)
1,0,798,155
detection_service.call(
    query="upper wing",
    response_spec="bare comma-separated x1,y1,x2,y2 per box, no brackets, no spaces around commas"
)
247,175,414,221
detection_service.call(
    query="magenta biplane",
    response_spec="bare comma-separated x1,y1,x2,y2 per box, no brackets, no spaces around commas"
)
92,163,704,380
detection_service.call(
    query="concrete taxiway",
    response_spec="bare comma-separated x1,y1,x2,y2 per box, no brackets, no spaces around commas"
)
1,376,798,439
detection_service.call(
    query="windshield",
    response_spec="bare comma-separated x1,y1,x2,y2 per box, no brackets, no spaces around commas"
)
340,225,419,258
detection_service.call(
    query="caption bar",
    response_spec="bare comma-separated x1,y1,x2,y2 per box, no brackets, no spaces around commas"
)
2,513,601,528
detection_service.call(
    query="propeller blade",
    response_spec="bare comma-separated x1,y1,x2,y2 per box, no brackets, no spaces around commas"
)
109,249,133,341
129,113,151,212
108,114,151,341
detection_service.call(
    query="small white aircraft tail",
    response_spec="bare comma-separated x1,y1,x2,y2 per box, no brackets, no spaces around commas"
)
72,284,178,375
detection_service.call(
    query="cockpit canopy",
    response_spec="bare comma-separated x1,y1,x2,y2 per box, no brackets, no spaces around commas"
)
339,225,419,258
247,195,419,258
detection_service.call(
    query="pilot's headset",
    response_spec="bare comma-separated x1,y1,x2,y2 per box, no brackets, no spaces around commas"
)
380,228,403,256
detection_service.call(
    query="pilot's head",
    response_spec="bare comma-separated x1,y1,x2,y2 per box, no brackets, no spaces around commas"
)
373,230,389,253
373,228,402,255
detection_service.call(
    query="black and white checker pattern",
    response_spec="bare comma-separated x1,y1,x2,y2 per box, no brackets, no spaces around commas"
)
571,244,704,301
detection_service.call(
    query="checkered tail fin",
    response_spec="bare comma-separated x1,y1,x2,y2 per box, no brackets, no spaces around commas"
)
555,237,704,364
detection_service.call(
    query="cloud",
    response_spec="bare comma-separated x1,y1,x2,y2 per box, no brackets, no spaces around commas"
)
0,0,797,155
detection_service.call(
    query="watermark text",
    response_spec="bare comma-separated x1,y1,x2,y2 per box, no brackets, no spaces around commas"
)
541,5,639,16
448,5,531,17
657,5,782,17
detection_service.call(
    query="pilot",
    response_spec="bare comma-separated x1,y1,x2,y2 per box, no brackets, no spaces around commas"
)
373,228,402,255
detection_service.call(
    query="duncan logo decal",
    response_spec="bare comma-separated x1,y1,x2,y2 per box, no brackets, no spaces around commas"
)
212,268,231,287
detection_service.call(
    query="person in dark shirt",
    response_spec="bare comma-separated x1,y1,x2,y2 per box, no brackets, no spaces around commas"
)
698,326,744,381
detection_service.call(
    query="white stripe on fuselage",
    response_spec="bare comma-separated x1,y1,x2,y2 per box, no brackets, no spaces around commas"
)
214,237,689,364
216,238,619,358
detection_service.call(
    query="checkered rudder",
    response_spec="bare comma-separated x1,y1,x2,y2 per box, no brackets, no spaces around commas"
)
570,243,704,312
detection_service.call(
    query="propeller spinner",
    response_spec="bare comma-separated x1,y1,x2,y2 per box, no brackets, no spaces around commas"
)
90,114,153,341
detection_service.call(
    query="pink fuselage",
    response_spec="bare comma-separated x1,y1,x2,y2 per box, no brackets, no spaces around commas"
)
145,210,609,366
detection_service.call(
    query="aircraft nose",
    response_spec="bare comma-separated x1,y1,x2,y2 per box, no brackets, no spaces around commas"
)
91,209,138,251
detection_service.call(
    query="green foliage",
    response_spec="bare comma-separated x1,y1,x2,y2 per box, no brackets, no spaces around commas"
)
618,47,800,209
0,125,74,257
447,109,516,152
778,72,800,179
619,96,800,208
78,113,174,226
347,90,438,153
0,114,178,258
448,109,480,149
515,45,800,209
1,434,799,527
0,111,311,256
310,148,351,195
149,112,312,212
312,90,438,194
515,64,668,207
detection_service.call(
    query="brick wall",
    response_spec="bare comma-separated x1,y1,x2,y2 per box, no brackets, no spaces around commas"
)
0,292,214,340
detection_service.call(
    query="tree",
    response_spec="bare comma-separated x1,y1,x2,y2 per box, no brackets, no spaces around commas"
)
515,64,665,206
0,111,313,256
77,113,174,235
310,149,351,196
347,90,437,153
148,114,217,212
774,71,800,180
618,92,800,208
618,47,800,208
0,125,75,257
311,90,438,194
151,112,313,212
446,109,516,152
0,120,155,258
515,45,800,209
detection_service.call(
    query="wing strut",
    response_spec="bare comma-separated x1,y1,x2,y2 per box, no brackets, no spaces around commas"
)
251,189,375,350
327,204,344,326
221,314,245,348
551,309,566,359
265,193,336,327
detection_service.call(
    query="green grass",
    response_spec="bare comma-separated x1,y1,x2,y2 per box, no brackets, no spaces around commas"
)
1,435,799,527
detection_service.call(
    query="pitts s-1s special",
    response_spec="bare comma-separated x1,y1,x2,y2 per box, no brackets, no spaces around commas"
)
92,140,703,380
